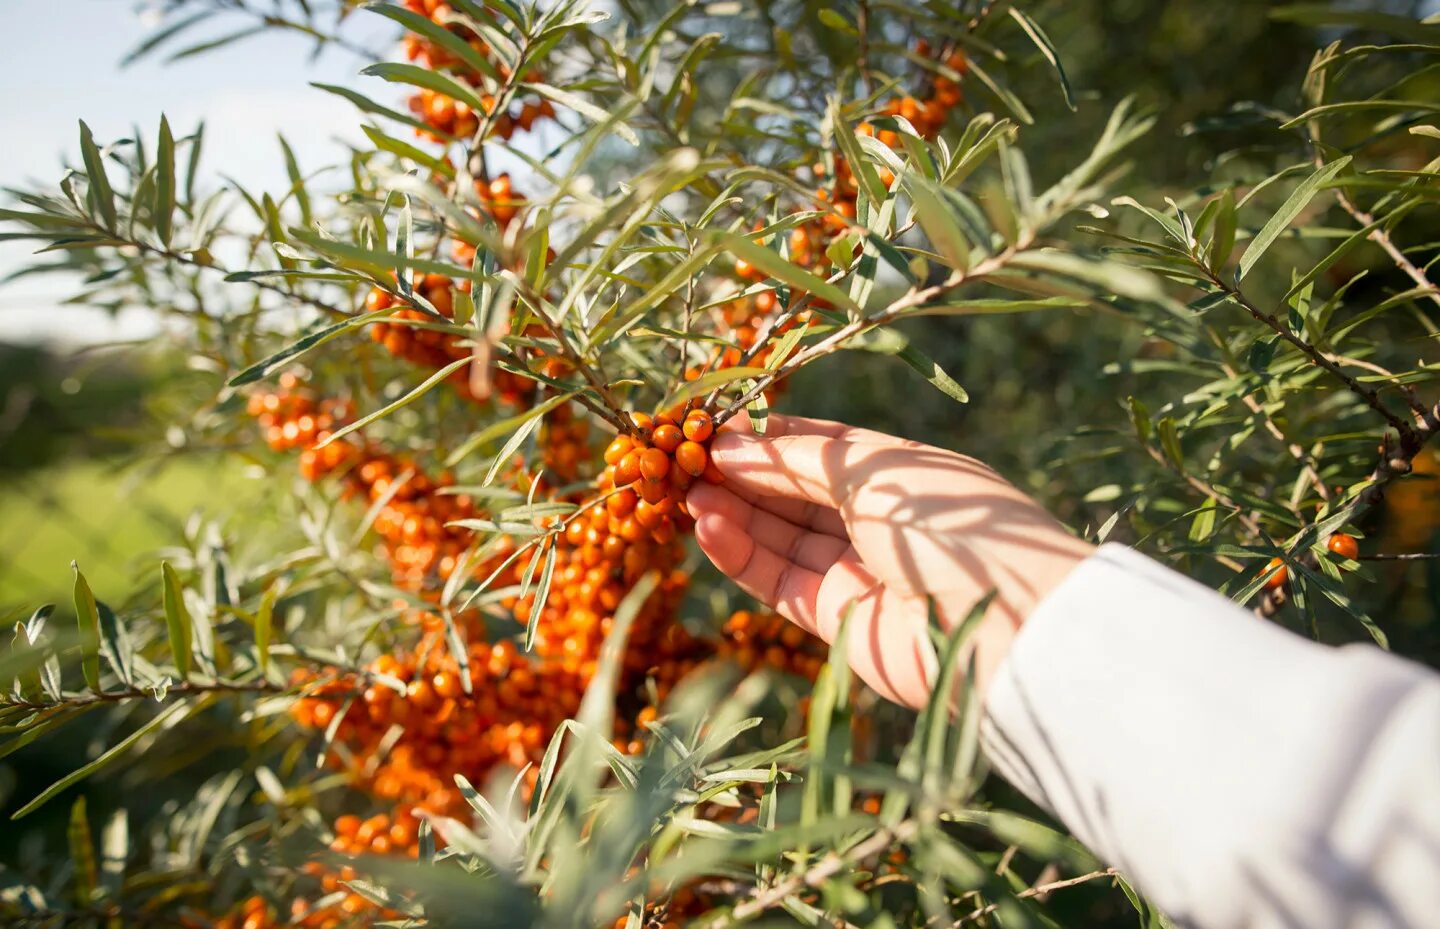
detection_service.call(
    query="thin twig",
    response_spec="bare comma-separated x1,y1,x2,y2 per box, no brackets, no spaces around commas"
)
1205,271,1418,442
694,821,919,928
948,869,1118,926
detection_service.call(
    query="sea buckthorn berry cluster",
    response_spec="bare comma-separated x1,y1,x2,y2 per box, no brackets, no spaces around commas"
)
366,274,536,406
246,375,356,454
212,896,277,929
398,1,556,143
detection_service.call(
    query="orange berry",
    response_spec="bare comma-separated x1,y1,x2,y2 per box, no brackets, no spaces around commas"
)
604,435,634,465
675,441,708,477
614,450,642,486
1327,533,1360,560
652,424,684,453
607,488,638,517
1262,557,1288,590
639,448,670,483
682,411,713,443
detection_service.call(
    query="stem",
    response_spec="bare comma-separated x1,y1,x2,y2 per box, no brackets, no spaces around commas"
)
1333,189,1440,313
2,678,280,712
715,237,1034,427
1205,271,1417,442
948,869,1118,926
696,821,919,928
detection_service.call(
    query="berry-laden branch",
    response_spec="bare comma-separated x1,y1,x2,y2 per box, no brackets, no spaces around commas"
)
1256,397,1440,618
714,235,1035,427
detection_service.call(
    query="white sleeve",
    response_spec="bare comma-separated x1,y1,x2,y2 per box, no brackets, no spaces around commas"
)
981,543,1440,929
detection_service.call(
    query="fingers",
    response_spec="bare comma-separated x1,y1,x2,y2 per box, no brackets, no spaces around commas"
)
693,510,830,634
689,483,849,569
708,431,858,510
721,411,911,447
813,566,937,709
690,480,848,540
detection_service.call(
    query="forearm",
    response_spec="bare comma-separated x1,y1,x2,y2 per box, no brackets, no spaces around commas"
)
981,544,1440,929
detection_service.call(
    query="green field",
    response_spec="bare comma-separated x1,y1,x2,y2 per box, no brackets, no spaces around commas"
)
0,456,265,609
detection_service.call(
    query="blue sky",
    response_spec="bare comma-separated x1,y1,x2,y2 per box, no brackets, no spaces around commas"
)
0,2,388,344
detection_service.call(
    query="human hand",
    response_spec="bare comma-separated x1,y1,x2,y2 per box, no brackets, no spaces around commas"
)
686,414,1093,708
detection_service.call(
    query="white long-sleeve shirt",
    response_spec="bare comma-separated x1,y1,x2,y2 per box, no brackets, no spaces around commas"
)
982,544,1440,929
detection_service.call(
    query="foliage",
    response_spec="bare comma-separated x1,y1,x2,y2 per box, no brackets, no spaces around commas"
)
3,1,1440,927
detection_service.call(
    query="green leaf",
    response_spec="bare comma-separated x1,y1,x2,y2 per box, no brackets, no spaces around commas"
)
95,601,133,688
361,62,490,120
521,82,639,146
319,357,470,449
255,584,276,675
897,343,968,404
1209,189,1237,274
161,562,193,680
365,1,501,82
155,116,176,246
71,562,101,691
312,82,456,142
707,231,859,314
1271,4,1440,44
667,366,769,408
906,296,1085,317
12,700,193,819
445,391,579,466
1189,499,1218,542
904,176,974,272
277,134,311,226
227,305,397,387
1008,8,1076,110
1238,157,1352,281
78,121,117,230
69,797,97,906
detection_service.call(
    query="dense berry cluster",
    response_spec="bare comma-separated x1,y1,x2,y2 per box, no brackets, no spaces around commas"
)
215,17,969,929
400,0,557,143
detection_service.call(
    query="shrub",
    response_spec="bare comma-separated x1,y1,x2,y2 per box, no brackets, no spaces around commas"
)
3,1,1439,927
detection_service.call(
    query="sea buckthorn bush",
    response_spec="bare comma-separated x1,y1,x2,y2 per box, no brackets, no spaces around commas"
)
4,1,1440,927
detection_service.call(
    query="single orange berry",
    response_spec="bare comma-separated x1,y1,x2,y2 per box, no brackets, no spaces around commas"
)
629,412,654,433
606,488,638,517
701,460,725,484
1327,533,1360,560
639,447,670,483
604,435,634,465
682,410,714,443
652,423,684,453
675,441,708,477
1262,557,1288,590
614,450,642,486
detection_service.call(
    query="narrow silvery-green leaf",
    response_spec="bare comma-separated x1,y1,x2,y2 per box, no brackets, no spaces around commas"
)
1238,157,1351,280
161,562,193,680
255,584,276,675
1009,7,1076,110
708,231,858,313
12,700,192,819
155,116,176,246
318,357,470,449
71,563,101,691
95,601,133,688
69,797,97,906
78,122,117,230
